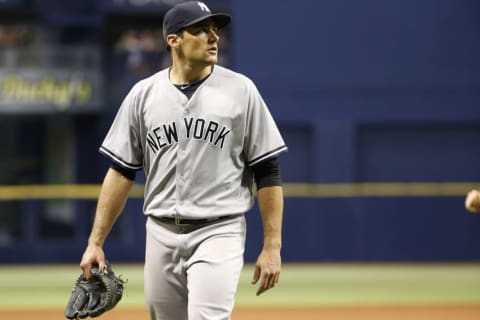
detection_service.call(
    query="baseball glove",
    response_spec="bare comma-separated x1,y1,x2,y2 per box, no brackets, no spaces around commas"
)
65,263,125,319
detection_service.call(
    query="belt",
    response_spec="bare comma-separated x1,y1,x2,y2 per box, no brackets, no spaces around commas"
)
153,214,239,226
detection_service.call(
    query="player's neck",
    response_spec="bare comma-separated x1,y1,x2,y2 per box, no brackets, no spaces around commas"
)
170,61,213,85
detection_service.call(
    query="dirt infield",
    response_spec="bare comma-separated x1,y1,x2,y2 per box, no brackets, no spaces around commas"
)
2,305,480,320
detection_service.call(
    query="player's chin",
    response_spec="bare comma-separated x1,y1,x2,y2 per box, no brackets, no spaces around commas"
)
205,56,218,65
205,52,218,63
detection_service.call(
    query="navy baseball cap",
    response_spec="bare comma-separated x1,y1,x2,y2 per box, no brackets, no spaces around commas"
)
163,1,231,39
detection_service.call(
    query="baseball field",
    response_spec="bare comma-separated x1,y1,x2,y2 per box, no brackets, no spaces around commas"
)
1,263,479,319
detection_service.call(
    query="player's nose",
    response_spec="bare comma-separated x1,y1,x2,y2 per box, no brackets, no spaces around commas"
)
207,28,219,42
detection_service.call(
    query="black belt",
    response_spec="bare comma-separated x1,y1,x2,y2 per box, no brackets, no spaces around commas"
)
153,214,239,226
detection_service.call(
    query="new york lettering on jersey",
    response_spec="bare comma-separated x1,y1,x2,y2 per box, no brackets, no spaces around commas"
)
146,116,231,153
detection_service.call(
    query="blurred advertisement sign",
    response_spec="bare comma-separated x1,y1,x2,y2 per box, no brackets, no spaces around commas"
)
0,70,103,113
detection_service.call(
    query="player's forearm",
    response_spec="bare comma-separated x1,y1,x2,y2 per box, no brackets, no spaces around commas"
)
88,168,134,247
257,186,283,250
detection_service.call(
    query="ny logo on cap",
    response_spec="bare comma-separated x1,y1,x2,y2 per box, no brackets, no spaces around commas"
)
197,1,211,12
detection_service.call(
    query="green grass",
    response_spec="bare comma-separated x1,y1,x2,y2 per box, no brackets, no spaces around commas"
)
0,263,479,310
237,263,480,306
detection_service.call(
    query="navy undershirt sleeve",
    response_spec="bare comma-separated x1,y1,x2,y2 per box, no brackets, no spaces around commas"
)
251,157,282,189
110,162,137,181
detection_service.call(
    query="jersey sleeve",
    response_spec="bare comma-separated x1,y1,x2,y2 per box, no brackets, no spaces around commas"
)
243,79,287,166
99,85,143,170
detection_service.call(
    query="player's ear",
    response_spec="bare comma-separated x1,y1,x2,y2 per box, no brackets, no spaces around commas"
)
167,34,181,49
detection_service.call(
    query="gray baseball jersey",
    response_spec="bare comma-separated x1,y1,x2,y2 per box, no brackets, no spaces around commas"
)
99,65,287,219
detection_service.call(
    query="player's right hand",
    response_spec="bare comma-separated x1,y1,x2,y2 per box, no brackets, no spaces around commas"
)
79,244,106,280
465,189,480,213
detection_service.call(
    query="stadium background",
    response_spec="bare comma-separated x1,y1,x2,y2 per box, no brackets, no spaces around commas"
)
0,0,479,319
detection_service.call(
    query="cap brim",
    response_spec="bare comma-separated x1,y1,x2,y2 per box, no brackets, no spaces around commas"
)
183,13,231,30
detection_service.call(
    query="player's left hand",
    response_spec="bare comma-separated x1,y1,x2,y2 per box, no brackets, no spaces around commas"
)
251,248,281,296
465,189,480,213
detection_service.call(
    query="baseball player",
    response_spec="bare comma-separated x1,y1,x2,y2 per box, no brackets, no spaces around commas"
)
465,189,480,213
78,1,287,319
